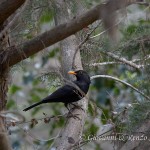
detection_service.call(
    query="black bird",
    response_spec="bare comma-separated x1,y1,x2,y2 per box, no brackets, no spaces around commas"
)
23,70,91,111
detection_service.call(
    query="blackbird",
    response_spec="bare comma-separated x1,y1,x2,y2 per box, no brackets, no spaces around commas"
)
23,70,91,111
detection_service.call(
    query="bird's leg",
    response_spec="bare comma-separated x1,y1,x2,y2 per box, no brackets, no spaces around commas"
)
64,103,80,120
64,103,70,112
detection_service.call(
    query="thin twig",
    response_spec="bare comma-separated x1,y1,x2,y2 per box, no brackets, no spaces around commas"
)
90,75,150,101
89,61,150,68
100,51,140,69
72,22,101,68
89,61,123,66
17,114,65,125
90,16,125,39
19,126,59,142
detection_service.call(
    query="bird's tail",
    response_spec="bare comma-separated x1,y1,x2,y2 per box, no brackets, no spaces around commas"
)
23,101,43,111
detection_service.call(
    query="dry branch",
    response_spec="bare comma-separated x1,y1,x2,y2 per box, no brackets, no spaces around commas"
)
0,0,25,25
91,75,150,101
0,0,29,39
0,0,140,67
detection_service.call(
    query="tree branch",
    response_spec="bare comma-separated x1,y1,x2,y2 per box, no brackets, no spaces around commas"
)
100,51,140,69
0,0,25,26
51,1,87,149
72,21,101,68
0,0,29,39
89,61,123,66
91,75,150,101
0,0,138,67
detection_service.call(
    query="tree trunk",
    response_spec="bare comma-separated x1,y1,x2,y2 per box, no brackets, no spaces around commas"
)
52,0,82,78
0,31,12,150
52,1,88,149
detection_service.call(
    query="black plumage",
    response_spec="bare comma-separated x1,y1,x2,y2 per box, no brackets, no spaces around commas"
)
23,70,91,111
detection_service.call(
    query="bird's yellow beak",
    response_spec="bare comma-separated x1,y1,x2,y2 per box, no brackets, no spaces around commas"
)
68,71,77,75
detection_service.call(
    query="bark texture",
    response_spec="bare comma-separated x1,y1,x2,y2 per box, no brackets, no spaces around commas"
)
0,0,145,149
0,32,12,150
0,0,139,68
0,1,26,149
52,1,88,149
0,0,25,25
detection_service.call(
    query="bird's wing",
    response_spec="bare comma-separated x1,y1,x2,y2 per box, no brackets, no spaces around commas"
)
42,84,76,103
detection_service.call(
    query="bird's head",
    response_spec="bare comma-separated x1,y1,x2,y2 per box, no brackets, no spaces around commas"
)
68,70,91,84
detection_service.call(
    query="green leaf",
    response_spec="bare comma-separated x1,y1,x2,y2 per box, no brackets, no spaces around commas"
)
48,48,59,58
31,107,40,116
113,87,120,95
9,85,21,95
30,93,41,102
126,24,137,35
6,99,16,109
88,102,97,117
32,79,40,86
34,88,48,93
40,10,53,23
89,124,99,135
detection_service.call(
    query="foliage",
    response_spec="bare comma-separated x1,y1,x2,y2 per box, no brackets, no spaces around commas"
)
6,0,150,149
